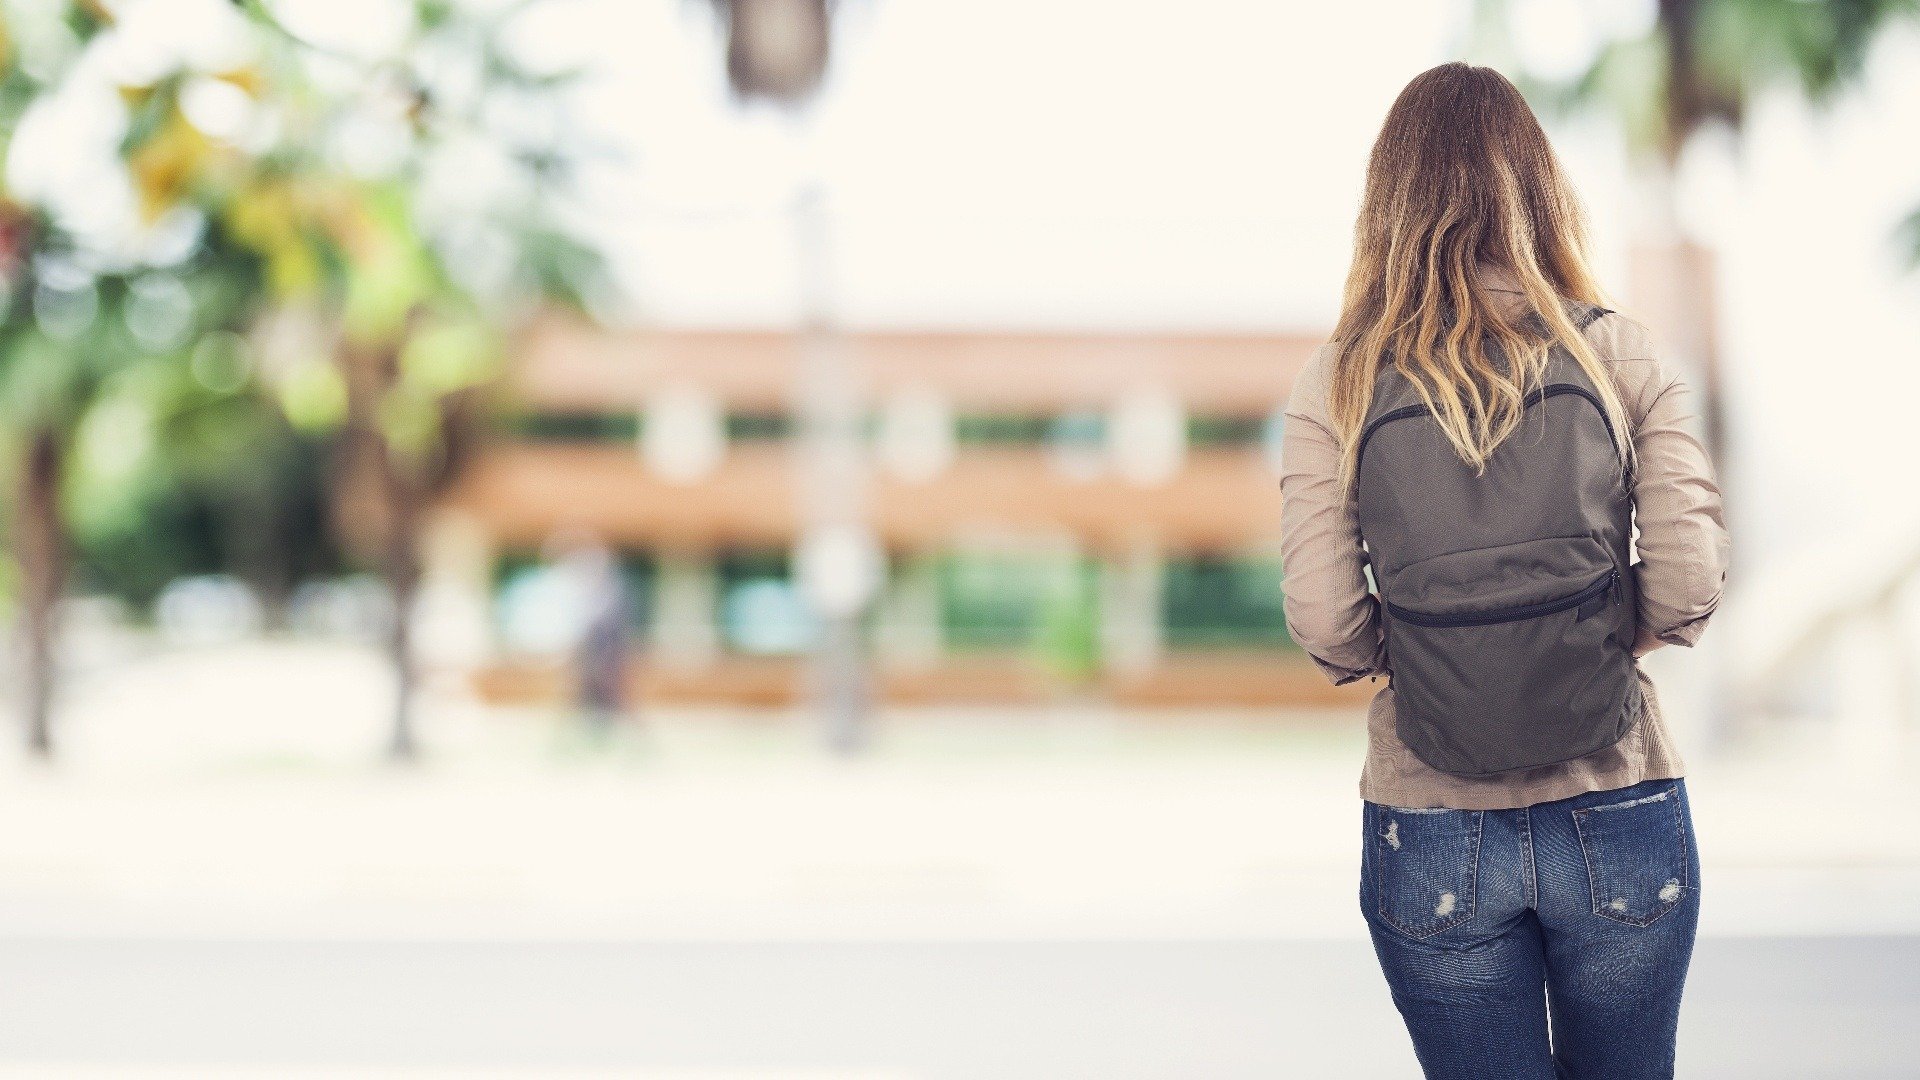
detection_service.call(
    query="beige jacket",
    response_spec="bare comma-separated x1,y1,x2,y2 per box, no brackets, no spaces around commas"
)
1278,282,1730,810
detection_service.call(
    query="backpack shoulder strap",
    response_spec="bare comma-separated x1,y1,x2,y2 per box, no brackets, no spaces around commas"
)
1570,302,1613,331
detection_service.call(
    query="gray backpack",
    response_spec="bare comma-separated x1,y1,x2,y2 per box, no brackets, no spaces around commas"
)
1353,304,1641,777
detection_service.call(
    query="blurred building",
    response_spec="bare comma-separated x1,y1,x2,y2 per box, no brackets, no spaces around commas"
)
432,318,1369,708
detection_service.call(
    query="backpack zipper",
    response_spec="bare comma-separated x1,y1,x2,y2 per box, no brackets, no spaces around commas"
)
1385,568,1618,629
1355,383,1617,473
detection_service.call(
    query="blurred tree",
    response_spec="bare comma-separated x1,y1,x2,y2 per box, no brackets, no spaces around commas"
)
2,0,350,754
1,0,128,755
217,0,608,760
1477,0,1918,460
68,305,343,616
3,0,602,759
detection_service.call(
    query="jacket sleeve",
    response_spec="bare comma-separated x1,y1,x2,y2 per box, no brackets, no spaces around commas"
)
1278,350,1385,684
1627,358,1731,646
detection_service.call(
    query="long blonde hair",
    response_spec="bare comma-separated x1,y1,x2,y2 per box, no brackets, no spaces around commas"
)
1328,62,1632,487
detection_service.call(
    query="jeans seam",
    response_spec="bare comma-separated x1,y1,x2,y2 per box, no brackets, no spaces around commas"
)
1364,804,1377,905
1469,811,1484,924
1521,807,1537,910
1573,809,1608,920
1674,787,1692,896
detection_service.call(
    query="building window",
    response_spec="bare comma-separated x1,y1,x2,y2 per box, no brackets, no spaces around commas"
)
717,550,814,654
1186,414,1267,447
1047,410,1107,481
508,411,640,442
492,549,654,653
936,551,1046,649
953,414,1055,444
1161,554,1294,649
507,410,799,445
1262,409,1287,473
937,550,1098,660
725,411,793,441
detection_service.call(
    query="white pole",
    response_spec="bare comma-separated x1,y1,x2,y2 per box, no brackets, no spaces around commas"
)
792,181,876,753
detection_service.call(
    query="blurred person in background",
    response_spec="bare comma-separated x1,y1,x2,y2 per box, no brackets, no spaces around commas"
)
1279,63,1730,1080
545,529,637,740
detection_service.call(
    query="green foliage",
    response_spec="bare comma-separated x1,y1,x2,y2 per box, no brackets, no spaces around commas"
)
402,310,504,396
1699,0,1916,101
1560,35,1671,154
69,358,341,609
1476,0,1920,268
340,188,440,346
1475,0,1918,159
277,358,347,431
0,326,85,427
1,0,609,616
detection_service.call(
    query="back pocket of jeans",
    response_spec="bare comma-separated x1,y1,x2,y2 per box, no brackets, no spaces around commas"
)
1572,786,1689,927
1370,805,1482,939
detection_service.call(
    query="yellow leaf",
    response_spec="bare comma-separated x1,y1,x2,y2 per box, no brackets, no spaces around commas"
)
126,111,217,223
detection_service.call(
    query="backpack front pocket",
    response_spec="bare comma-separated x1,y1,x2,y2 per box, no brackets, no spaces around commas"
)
1385,568,1617,629
1380,537,1637,777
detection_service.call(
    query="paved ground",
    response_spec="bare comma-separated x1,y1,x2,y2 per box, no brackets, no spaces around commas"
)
0,641,1916,1076
0,936,1912,1079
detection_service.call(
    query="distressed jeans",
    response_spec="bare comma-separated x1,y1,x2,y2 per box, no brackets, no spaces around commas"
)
1361,777,1700,1080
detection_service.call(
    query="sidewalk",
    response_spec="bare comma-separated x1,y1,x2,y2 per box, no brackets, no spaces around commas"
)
0,640,1915,942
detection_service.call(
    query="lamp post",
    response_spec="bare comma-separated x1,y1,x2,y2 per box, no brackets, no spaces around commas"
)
706,0,873,752
713,0,832,103
792,182,876,754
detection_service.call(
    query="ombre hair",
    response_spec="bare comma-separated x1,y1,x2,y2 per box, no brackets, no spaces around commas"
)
1327,62,1632,487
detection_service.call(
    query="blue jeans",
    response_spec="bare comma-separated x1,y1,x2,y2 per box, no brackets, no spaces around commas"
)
1361,778,1700,1080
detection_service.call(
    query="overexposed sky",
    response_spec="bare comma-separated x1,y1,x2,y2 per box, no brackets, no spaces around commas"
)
563,0,1461,328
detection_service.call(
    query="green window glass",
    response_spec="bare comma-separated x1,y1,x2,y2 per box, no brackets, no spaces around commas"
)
508,411,640,442
1186,414,1267,446
953,414,1055,445
717,549,814,654
493,549,655,632
1161,555,1295,648
938,551,1094,650
725,412,793,441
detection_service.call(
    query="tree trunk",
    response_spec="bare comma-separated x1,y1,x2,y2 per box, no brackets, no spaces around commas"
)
228,471,294,634
339,338,427,763
1652,0,1731,487
15,427,65,759
379,433,423,762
